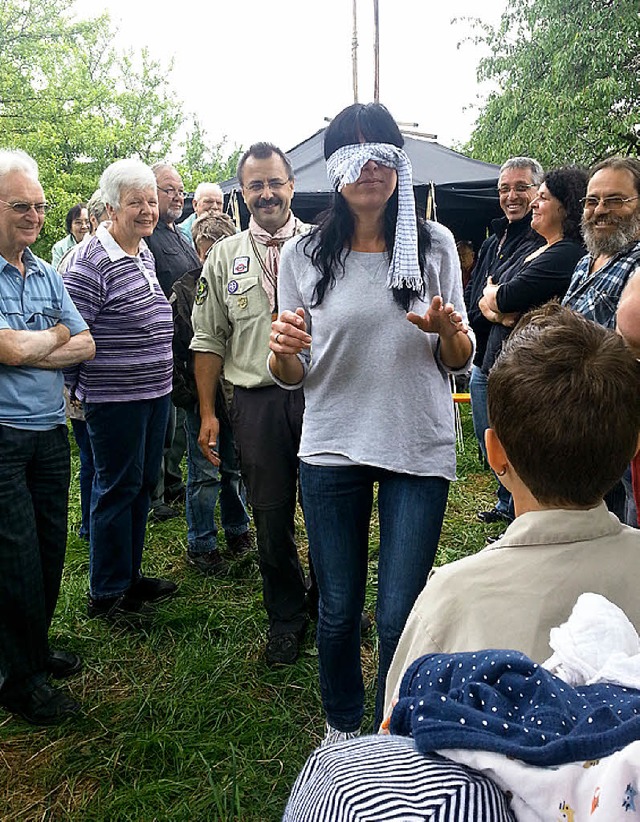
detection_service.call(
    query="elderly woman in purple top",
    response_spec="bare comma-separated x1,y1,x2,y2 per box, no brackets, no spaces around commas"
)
64,159,177,621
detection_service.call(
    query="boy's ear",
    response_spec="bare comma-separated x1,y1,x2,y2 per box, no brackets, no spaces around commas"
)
485,428,509,476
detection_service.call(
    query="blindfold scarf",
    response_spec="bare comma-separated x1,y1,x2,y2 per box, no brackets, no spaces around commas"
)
326,142,423,293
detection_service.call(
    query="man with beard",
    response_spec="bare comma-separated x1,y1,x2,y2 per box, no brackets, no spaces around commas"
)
563,157,640,328
563,156,640,525
146,164,201,521
191,143,311,665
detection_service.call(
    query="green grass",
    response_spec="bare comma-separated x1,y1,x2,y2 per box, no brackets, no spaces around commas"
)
0,406,504,821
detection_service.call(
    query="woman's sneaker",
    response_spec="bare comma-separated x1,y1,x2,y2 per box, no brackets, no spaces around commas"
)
321,722,361,747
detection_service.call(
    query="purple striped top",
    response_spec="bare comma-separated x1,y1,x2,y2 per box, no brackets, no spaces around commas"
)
63,224,173,403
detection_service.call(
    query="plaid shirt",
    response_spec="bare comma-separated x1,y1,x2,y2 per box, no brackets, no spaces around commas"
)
562,240,640,328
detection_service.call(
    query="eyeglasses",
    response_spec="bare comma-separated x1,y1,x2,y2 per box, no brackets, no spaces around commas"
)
580,195,639,210
157,186,185,198
243,179,290,194
497,184,538,195
0,199,50,214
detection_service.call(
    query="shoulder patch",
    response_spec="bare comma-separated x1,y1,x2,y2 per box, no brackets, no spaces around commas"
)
194,277,209,306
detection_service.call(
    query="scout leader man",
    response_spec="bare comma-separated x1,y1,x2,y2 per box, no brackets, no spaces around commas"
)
0,149,95,725
191,142,310,666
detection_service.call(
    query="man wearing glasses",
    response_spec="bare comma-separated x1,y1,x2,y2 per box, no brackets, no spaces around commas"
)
563,157,640,329
146,163,201,522
0,149,95,725
563,156,640,528
464,157,544,527
191,143,310,666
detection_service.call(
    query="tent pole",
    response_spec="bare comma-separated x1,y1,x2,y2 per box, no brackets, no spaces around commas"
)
352,0,359,102
373,0,379,102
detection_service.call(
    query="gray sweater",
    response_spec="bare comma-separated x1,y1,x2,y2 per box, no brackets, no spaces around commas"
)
274,223,474,479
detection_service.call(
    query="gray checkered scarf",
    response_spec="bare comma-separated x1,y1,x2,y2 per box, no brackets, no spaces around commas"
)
326,142,422,293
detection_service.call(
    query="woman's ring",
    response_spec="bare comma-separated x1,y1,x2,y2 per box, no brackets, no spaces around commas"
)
275,333,282,344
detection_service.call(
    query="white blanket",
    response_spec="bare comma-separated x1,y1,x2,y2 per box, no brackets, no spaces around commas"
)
542,592,640,689
439,742,640,821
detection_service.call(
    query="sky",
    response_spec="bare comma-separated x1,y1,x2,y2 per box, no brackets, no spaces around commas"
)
71,0,507,159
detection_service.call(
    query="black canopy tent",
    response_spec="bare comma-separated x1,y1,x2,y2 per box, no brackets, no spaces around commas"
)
219,128,503,248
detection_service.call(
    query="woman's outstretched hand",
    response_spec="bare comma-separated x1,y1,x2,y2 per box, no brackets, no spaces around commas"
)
407,295,469,339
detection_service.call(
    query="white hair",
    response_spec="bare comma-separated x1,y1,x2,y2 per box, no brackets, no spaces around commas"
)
87,189,107,221
0,149,39,185
99,159,157,211
194,181,223,201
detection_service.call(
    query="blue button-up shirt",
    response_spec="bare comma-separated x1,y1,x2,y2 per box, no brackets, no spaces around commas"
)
0,248,87,429
562,240,640,328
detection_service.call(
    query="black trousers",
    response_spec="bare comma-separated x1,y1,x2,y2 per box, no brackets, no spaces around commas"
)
231,385,307,635
0,425,70,692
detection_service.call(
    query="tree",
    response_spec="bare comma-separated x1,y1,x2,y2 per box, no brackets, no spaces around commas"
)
176,118,242,192
465,0,640,168
0,0,183,257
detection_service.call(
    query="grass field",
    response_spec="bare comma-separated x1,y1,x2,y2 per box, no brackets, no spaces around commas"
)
0,407,505,821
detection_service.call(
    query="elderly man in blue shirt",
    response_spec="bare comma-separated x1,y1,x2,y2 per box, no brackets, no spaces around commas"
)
0,149,95,726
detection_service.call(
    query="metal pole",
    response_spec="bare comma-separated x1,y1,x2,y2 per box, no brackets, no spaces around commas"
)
373,0,379,102
352,0,359,102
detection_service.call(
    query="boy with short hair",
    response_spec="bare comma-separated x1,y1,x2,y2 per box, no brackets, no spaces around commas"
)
384,303,640,718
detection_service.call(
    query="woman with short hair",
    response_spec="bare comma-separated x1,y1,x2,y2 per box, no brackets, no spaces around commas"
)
64,159,176,621
51,203,90,269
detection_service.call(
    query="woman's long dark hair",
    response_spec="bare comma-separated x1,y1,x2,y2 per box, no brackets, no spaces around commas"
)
303,103,431,312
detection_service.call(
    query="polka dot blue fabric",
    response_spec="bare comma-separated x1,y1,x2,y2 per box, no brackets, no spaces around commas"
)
389,650,640,766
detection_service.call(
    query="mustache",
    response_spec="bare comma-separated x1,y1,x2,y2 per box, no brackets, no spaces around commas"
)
257,197,281,208
582,209,640,257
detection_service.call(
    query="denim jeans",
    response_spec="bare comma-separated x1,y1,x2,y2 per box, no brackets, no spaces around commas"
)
469,365,513,518
70,418,95,541
300,461,449,732
0,424,70,689
150,403,187,509
184,406,249,554
85,395,171,600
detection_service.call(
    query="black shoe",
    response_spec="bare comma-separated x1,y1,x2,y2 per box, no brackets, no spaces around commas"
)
476,507,512,524
47,649,82,679
148,504,180,523
361,612,374,635
226,530,254,557
265,622,307,666
165,486,186,505
129,576,178,602
1,682,80,726
186,550,229,576
87,593,154,620
486,531,506,545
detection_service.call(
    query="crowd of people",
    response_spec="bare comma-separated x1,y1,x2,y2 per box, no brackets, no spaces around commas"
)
0,100,639,818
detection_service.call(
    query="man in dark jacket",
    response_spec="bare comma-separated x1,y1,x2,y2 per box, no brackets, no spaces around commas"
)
146,163,202,521
464,156,543,525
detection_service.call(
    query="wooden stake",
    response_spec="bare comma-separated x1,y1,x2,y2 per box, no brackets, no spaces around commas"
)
373,0,380,102
352,0,359,102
